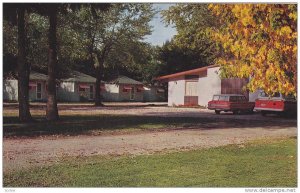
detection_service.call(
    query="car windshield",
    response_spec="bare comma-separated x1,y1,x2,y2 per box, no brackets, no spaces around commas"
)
213,95,220,100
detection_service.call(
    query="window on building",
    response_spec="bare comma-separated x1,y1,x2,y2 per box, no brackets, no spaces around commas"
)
123,86,132,92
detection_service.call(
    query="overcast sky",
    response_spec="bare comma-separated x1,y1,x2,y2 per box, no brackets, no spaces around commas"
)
144,3,177,46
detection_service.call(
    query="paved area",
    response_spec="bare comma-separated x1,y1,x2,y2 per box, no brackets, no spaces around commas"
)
3,103,297,172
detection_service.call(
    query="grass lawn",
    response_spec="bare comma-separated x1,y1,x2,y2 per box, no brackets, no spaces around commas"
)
4,138,296,187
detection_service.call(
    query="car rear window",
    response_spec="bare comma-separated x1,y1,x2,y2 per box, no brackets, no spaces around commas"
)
259,91,281,98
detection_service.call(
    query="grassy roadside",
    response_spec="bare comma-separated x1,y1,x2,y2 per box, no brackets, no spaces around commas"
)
3,111,296,138
4,138,296,187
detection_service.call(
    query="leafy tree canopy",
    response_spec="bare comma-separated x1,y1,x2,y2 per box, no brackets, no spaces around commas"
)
209,4,297,96
162,4,218,67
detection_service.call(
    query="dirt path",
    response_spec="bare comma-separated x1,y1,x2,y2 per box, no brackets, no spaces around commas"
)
3,124,296,172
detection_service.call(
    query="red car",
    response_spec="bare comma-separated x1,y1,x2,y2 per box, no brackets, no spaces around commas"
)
254,91,297,116
208,94,255,114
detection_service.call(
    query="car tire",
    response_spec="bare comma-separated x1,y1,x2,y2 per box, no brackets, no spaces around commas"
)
215,110,221,115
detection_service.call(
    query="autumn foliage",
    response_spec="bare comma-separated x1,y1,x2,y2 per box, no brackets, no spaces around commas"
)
209,4,297,96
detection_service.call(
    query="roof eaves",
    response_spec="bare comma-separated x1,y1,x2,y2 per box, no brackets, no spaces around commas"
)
156,64,219,80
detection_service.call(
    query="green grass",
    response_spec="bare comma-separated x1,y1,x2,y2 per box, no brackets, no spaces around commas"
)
4,138,297,187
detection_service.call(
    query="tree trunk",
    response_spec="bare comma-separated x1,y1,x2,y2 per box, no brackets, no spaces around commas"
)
94,54,105,106
17,7,33,122
46,8,59,121
94,66,104,106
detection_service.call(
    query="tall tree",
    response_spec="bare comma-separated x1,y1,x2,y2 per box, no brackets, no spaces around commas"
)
17,6,33,122
45,4,59,120
69,4,154,106
38,3,109,119
209,4,297,96
162,4,218,67
4,4,33,122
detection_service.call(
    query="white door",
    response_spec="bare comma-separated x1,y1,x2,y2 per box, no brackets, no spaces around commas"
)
185,81,198,96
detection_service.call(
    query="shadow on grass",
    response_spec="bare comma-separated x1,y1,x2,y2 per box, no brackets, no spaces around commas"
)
3,113,297,138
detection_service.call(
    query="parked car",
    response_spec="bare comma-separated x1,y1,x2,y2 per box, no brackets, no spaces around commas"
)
208,94,255,114
254,91,297,116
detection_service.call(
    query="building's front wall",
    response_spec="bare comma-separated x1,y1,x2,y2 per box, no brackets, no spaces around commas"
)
168,76,185,106
57,81,79,102
3,80,18,101
29,80,47,101
118,84,144,102
198,67,221,107
167,67,222,107
143,86,166,102
4,79,48,102
58,81,96,102
76,82,95,101
102,84,120,102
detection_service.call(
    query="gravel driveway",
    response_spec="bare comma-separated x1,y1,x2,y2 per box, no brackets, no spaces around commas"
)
3,104,297,172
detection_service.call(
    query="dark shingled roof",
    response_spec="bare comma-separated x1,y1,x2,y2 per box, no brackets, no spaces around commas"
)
108,76,143,85
63,71,96,83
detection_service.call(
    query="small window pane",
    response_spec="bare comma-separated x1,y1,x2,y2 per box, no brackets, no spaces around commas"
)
213,95,220,100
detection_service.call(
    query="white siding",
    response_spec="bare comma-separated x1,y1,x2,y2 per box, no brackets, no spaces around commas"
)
105,84,119,93
248,76,260,102
249,90,260,102
29,81,47,101
102,84,120,102
198,67,221,107
60,82,75,92
3,80,18,101
57,82,80,102
168,76,185,106
143,86,166,102
4,79,47,102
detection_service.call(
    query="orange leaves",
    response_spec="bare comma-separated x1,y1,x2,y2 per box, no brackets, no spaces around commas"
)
209,4,297,96
280,26,292,36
